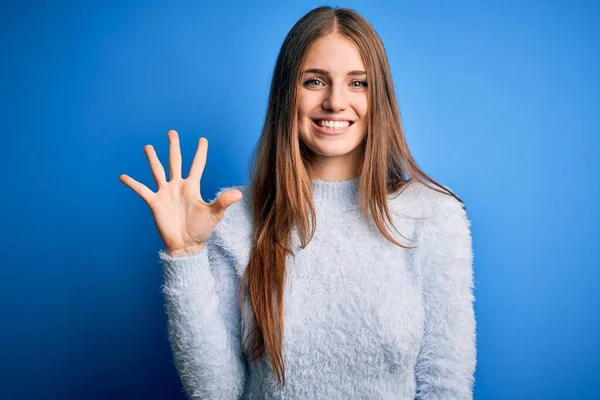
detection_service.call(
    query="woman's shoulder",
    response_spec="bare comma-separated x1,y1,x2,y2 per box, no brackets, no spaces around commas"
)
388,180,467,221
387,180,471,259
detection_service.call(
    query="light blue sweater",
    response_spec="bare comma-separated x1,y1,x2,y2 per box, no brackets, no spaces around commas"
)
158,177,477,399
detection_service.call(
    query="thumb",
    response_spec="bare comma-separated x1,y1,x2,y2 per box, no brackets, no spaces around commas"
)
212,189,243,222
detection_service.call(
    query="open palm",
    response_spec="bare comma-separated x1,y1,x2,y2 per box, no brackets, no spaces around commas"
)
119,130,242,256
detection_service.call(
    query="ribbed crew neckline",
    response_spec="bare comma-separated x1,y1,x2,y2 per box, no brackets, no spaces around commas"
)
311,176,360,205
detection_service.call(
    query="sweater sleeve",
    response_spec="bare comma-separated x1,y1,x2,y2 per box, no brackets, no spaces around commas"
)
158,233,248,399
414,195,477,400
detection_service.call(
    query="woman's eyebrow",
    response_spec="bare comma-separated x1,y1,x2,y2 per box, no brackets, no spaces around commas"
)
303,68,367,76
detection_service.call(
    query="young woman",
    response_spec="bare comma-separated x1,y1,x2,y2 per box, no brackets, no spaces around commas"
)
120,6,476,399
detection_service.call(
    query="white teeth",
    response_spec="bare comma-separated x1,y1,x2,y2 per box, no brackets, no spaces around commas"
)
317,120,351,129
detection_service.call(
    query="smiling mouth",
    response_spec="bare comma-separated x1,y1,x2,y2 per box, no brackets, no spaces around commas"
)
311,119,356,129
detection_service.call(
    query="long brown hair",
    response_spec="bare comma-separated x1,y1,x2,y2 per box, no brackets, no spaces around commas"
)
238,6,462,386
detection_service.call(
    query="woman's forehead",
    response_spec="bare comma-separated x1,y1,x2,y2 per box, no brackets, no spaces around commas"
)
302,35,366,75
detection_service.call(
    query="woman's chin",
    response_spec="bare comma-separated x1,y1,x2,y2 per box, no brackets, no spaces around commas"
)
307,143,360,158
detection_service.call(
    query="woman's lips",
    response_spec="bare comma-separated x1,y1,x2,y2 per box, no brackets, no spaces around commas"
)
311,119,354,136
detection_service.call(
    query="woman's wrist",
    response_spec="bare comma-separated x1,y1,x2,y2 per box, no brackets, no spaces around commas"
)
168,242,206,257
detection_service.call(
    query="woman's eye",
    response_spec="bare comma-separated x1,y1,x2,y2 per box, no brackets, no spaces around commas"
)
351,80,368,88
303,79,367,88
304,78,324,87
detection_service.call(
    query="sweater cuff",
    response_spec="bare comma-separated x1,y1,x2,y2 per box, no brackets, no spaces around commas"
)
159,248,211,289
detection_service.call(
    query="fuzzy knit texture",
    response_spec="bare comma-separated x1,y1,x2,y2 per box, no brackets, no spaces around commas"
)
158,176,477,400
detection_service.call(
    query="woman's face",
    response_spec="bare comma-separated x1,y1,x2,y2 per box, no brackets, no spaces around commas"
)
297,33,368,180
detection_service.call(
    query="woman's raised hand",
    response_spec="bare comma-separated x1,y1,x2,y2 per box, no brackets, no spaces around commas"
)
119,130,243,257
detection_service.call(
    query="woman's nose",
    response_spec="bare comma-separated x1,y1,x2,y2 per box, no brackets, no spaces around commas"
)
322,84,349,112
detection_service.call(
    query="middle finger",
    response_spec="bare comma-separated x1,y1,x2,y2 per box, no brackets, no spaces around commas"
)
168,130,182,180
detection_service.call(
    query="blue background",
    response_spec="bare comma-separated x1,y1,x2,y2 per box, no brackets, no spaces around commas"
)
1,0,598,398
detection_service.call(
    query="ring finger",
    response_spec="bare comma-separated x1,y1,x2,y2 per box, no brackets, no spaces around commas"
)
144,145,167,187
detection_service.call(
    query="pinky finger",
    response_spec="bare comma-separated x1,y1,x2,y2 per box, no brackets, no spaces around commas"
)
119,174,155,205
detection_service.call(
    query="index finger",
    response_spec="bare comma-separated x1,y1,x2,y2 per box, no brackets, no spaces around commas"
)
188,137,208,181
